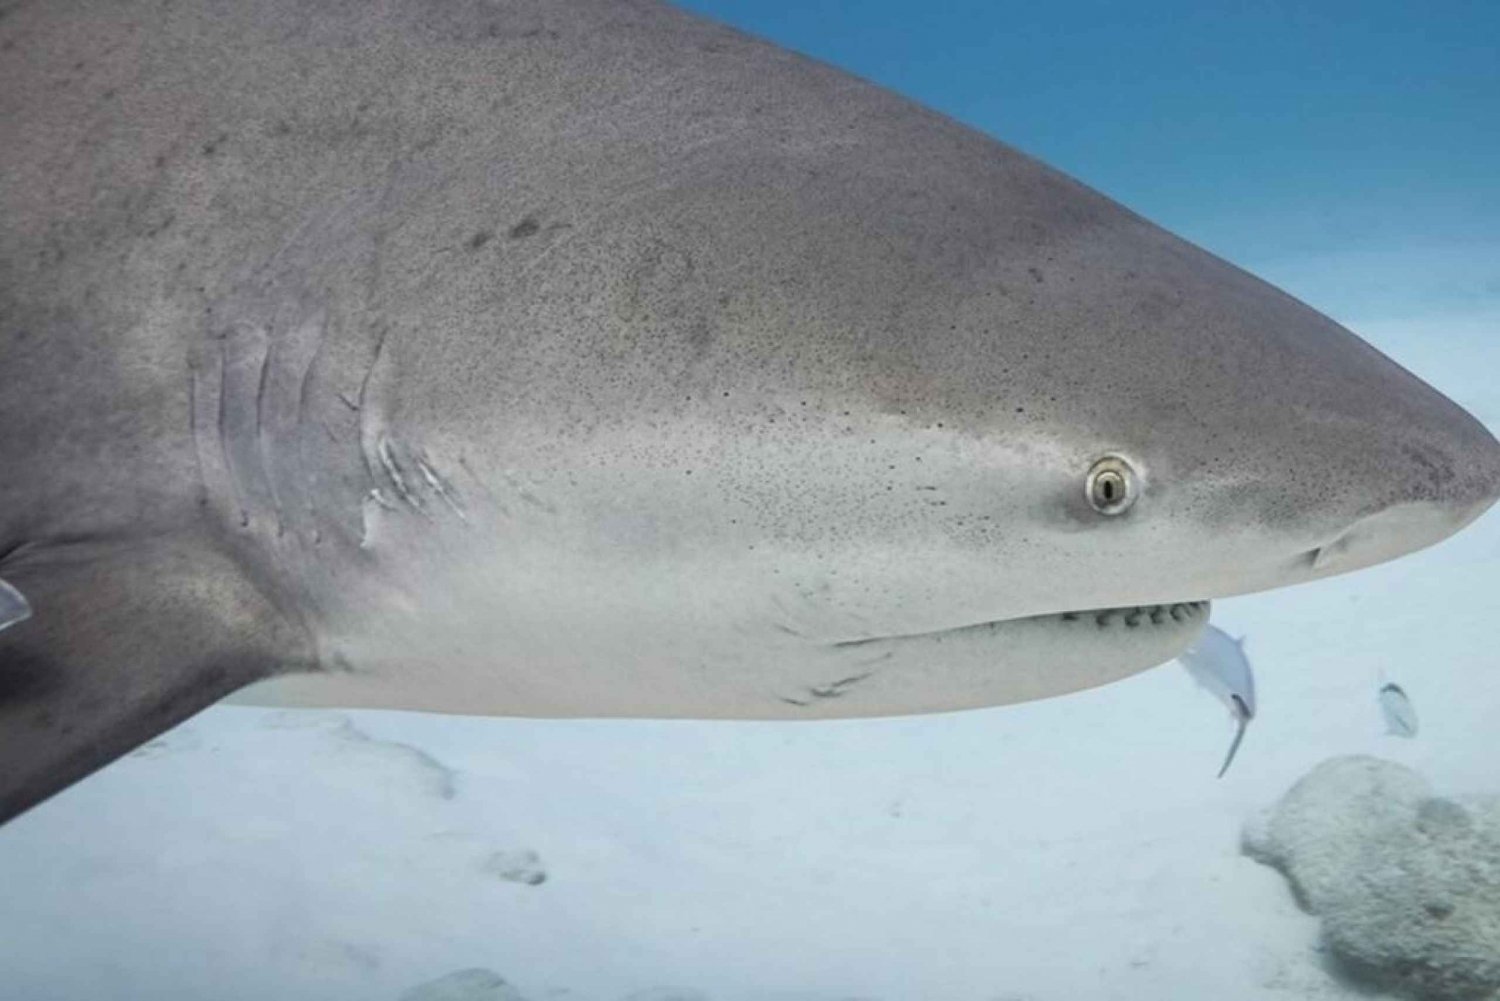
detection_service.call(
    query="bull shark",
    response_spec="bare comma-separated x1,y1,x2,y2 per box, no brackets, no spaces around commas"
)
2,0,1498,824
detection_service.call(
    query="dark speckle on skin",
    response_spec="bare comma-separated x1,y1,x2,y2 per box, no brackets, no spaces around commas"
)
1401,444,1456,495
686,319,713,354
467,229,494,251
201,133,228,156
508,216,540,239
145,213,175,238
1028,266,1044,283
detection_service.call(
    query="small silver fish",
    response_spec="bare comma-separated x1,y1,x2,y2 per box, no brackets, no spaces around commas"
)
1178,624,1256,777
1378,682,1419,738
0,577,32,634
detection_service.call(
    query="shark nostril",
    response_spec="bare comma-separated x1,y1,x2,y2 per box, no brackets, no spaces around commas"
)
1304,493,1489,577
1307,519,1372,572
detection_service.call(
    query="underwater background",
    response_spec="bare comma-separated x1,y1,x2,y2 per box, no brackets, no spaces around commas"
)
1,2,1496,998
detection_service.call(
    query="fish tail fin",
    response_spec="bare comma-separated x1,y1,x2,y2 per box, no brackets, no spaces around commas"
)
0,577,31,633
1216,716,1249,779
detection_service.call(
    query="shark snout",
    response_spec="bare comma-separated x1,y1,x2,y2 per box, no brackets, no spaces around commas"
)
1307,409,1500,576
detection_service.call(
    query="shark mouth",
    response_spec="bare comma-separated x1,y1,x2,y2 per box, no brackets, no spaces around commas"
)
836,599,1212,649
780,599,1214,714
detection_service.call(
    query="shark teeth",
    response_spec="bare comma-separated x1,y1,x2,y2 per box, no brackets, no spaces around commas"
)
1052,600,1209,629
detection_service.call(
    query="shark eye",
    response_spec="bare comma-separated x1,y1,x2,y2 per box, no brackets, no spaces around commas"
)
1085,455,1138,516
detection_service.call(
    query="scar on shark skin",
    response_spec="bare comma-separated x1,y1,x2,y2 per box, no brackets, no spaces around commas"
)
780,671,873,707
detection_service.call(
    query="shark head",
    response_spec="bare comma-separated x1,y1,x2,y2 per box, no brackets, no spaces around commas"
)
233,4,1500,719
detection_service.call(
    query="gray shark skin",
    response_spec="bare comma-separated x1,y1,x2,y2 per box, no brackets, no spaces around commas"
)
2,0,1498,825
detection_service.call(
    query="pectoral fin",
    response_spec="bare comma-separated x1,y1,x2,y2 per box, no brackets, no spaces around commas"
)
0,535,311,824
